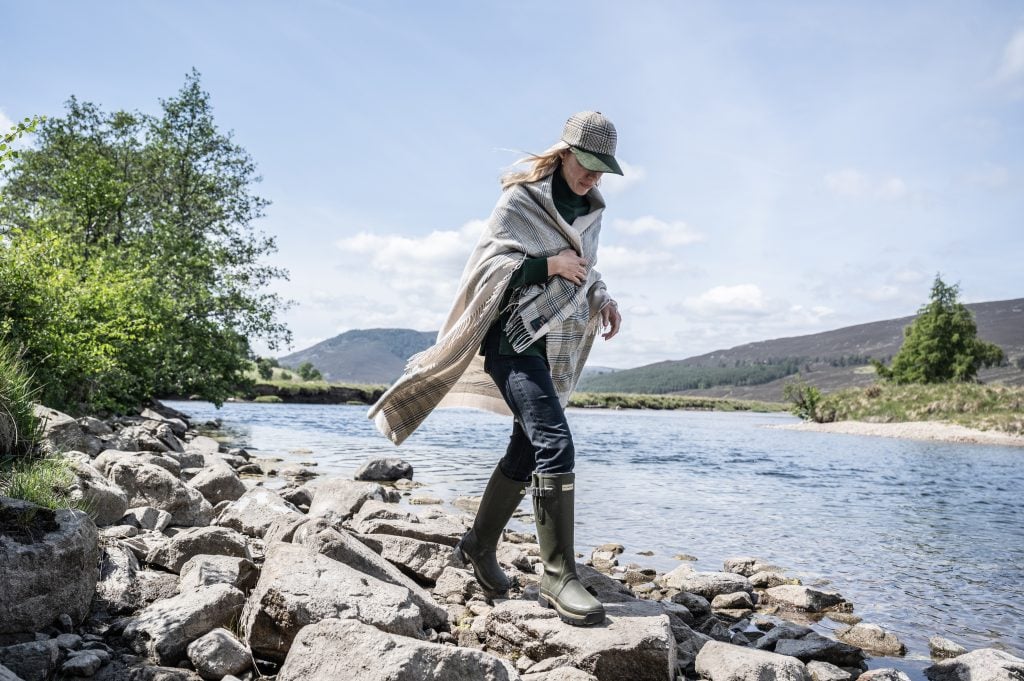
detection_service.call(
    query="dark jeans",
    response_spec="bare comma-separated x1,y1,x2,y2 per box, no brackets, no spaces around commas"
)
484,345,575,483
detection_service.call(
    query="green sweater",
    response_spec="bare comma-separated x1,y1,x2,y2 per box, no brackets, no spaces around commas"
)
483,169,590,359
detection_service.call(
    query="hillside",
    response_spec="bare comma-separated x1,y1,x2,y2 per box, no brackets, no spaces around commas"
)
278,328,436,384
579,298,1024,402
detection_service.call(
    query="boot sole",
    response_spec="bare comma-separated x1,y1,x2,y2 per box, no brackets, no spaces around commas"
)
455,542,510,598
538,593,605,626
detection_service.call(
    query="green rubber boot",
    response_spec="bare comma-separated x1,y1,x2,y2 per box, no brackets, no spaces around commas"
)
532,472,605,626
455,464,528,596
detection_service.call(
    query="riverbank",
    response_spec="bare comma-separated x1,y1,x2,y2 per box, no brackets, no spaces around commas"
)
772,419,1024,448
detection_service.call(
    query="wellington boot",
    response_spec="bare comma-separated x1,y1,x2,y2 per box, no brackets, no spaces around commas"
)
455,464,528,596
532,472,605,626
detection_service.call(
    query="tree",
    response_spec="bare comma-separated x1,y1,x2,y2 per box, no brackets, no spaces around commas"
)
0,71,290,412
297,361,322,381
0,115,45,174
873,275,1005,384
256,358,274,380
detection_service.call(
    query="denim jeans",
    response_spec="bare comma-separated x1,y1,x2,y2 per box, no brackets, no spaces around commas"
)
483,344,575,483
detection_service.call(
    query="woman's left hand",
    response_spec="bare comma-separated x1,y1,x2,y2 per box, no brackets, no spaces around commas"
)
601,302,622,340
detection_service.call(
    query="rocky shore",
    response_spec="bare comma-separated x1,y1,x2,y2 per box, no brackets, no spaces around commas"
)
2,402,1022,681
772,420,1024,448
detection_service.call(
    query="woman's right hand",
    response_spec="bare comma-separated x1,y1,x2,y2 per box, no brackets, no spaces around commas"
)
547,249,589,286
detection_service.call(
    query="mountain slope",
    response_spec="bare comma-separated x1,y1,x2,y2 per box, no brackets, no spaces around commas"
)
278,328,436,384
579,298,1024,400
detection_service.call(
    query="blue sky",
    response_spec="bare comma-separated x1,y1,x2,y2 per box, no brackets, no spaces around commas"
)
4,1,1023,368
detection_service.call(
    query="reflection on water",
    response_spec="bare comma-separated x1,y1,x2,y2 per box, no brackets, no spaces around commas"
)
168,401,1024,664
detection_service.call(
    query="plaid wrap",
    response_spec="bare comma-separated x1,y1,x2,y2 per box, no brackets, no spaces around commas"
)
368,172,612,445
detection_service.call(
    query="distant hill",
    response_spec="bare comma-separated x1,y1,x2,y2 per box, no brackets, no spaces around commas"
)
278,328,436,384
579,298,1024,401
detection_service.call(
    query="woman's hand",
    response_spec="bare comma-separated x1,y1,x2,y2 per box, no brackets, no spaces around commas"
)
601,301,622,340
547,249,588,286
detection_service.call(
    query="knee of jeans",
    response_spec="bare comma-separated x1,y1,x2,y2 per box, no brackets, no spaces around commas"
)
535,439,574,475
498,457,533,483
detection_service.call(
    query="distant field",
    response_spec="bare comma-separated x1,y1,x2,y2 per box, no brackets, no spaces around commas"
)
570,392,783,413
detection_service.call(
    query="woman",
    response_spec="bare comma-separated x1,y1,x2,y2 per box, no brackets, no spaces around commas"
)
369,111,623,627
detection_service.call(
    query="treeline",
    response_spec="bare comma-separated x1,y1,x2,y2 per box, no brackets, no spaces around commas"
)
0,71,289,415
580,357,805,394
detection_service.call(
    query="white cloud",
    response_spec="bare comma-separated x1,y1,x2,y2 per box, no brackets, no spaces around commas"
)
824,168,913,201
680,284,774,317
994,27,1024,83
965,163,1010,189
597,245,677,271
599,160,646,195
613,216,704,247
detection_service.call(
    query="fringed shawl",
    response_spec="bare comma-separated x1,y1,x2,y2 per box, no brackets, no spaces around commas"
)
368,172,612,445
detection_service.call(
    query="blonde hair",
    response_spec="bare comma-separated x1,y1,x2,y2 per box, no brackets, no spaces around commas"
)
500,141,570,190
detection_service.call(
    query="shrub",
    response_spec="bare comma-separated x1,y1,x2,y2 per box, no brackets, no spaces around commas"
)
0,342,40,460
783,379,823,420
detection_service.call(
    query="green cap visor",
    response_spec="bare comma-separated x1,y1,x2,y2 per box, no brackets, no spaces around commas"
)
570,146,623,176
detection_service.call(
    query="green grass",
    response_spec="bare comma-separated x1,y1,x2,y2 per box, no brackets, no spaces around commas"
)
569,391,784,413
253,395,283,403
1,342,41,460
0,454,79,510
811,382,1024,435
244,366,386,394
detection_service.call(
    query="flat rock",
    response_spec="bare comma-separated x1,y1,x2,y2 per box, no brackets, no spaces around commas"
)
924,648,1024,681
696,640,811,681
483,599,676,681
355,531,456,584
806,660,852,681
146,526,251,573
307,478,388,523
354,457,414,481
750,571,801,588
240,542,430,663
774,636,865,668
109,461,213,527
928,637,967,660
187,436,222,455
122,583,245,665
178,554,259,593
837,623,906,656
659,566,751,600
763,585,852,613
215,487,302,538
0,498,100,634
355,514,467,547
277,617,517,681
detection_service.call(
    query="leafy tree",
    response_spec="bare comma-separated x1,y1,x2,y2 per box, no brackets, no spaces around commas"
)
783,378,823,420
297,361,322,381
256,358,274,380
0,71,290,412
873,275,1005,384
0,115,45,174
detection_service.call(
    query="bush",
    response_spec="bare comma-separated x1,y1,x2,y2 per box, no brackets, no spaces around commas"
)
256,358,274,380
0,342,40,460
783,379,823,420
297,361,322,381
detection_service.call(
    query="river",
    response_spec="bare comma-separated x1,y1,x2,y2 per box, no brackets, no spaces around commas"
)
165,400,1024,674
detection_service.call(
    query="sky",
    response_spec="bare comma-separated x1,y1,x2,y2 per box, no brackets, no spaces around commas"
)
3,1,1023,369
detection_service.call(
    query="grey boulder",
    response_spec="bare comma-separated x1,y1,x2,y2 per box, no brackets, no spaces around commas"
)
355,532,456,584
307,478,388,523
763,585,852,613
837,623,906,656
0,640,60,681
146,526,251,573
924,648,1024,681
122,583,245,665
178,554,259,593
354,457,414,481
34,405,101,456
189,464,247,505
696,640,810,681
67,459,128,526
215,487,302,538
0,498,100,634
109,461,213,527
278,617,518,681
186,628,251,680
659,565,752,601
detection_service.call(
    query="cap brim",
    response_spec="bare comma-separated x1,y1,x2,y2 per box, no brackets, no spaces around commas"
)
570,147,623,175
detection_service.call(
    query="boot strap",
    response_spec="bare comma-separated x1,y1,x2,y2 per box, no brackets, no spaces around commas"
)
529,485,556,498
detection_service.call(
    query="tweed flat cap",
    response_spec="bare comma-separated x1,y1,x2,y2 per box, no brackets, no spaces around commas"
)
561,111,623,175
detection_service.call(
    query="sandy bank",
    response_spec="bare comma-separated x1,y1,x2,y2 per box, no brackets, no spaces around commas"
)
771,419,1024,448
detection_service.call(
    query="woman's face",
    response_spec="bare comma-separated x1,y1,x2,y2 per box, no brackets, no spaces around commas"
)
560,150,603,196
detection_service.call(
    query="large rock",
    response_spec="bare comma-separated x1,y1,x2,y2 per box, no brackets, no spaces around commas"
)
762,585,851,613
146,526,251,573
837,623,906,656
355,532,455,583
66,459,129,526
109,424,170,452
109,461,213,527
186,628,251,680
187,435,222,455
178,554,259,593
94,543,142,615
240,542,430,662
122,583,245,665
293,520,447,629
278,617,517,681
695,640,810,681
121,506,173,532
0,663,20,681
215,488,302,538
924,648,1024,681
928,637,967,660
354,457,414,481
189,464,247,505
33,405,101,456
774,636,864,668
0,498,100,634
0,640,60,681
356,513,467,547
95,449,181,477
307,478,388,523
659,565,751,600
483,599,676,681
